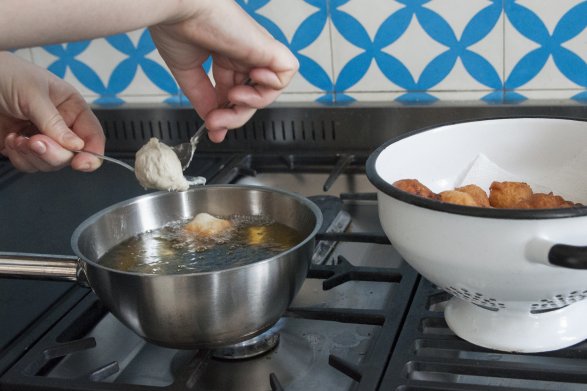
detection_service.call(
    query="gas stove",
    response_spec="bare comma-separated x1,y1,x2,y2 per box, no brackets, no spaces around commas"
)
2,105,587,390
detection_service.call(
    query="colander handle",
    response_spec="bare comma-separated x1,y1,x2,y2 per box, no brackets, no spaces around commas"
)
548,244,587,269
527,238,587,269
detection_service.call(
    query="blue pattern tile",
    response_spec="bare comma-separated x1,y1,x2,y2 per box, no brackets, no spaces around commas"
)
505,0,587,95
20,0,587,105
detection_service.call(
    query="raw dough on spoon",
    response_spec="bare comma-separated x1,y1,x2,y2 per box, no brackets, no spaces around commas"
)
135,138,190,191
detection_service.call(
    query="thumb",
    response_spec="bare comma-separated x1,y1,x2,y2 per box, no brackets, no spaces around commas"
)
27,96,84,151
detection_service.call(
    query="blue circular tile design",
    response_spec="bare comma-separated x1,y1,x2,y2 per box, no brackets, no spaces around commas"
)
30,0,587,105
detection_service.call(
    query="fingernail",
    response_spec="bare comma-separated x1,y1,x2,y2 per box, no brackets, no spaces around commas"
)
5,133,16,148
15,137,29,153
30,140,47,155
63,133,84,149
78,162,93,172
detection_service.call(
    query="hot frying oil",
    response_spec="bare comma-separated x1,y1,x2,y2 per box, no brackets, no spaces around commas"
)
98,215,304,274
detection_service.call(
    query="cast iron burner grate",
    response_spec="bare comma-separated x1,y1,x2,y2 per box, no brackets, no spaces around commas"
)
211,328,280,360
381,279,587,390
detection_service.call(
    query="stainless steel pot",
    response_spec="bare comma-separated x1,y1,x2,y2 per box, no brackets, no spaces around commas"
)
0,185,322,349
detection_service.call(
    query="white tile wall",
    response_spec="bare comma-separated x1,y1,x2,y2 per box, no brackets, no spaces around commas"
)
10,0,587,106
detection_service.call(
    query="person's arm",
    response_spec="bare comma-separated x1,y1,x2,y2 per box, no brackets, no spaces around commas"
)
0,0,186,50
0,0,298,172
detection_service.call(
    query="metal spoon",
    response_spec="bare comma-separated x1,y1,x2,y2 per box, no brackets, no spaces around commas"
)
171,77,253,170
75,150,206,187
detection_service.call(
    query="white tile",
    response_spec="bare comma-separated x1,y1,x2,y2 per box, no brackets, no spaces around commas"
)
256,0,320,43
433,58,494,91
144,44,168,69
81,92,100,100
31,43,113,96
562,27,587,64
435,11,504,92
515,0,583,35
343,59,404,92
504,16,541,83
12,48,33,62
114,95,176,104
425,0,493,41
515,56,583,90
123,66,179,96
275,92,328,103
335,0,404,41
75,39,128,84
31,47,98,97
124,29,147,47
465,12,504,82
381,14,449,83
295,16,334,92
283,71,321,94
425,90,497,101
514,89,587,101
30,46,60,68
337,92,401,102
330,19,368,87
342,90,495,103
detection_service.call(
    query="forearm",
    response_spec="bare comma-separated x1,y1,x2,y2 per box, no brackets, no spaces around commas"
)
0,0,196,50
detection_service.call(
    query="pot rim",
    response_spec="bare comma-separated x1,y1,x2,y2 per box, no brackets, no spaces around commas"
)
71,184,322,277
366,115,587,220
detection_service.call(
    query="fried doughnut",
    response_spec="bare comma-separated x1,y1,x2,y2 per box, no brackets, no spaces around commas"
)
185,213,233,237
455,184,490,207
439,190,479,207
515,193,575,209
393,179,438,200
489,181,533,208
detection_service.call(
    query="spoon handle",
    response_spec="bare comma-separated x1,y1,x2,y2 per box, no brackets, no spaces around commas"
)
75,150,135,173
177,77,253,170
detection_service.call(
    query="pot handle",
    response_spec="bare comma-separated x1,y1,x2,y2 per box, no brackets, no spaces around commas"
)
526,238,587,270
0,252,88,285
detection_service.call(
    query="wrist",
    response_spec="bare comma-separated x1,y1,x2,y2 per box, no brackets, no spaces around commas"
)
162,0,238,25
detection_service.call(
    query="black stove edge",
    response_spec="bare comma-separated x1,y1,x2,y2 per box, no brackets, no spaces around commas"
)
91,104,587,155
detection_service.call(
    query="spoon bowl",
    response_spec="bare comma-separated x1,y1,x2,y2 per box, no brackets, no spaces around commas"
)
171,77,253,170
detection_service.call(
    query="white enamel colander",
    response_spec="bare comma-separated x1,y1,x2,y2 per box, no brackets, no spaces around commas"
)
367,117,587,353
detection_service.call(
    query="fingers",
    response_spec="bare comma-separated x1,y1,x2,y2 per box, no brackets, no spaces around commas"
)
67,104,105,171
228,81,282,109
249,41,299,90
205,105,256,142
31,91,104,172
1,131,106,173
26,93,85,151
201,68,286,143
172,66,219,120
28,134,78,171
2,134,38,173
4,101,105,173
2,133,72,172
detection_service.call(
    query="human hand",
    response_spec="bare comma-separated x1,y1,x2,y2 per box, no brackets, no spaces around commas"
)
0,52,105,173
150,0,299,142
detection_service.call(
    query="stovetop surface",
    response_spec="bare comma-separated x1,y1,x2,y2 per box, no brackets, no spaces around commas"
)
3,105,587,390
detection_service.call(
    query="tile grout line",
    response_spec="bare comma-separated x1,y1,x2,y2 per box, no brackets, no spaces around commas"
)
326,0,337,104
502,0,506,100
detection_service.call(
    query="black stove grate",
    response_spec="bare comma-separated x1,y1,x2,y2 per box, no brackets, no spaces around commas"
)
381,279,587,391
